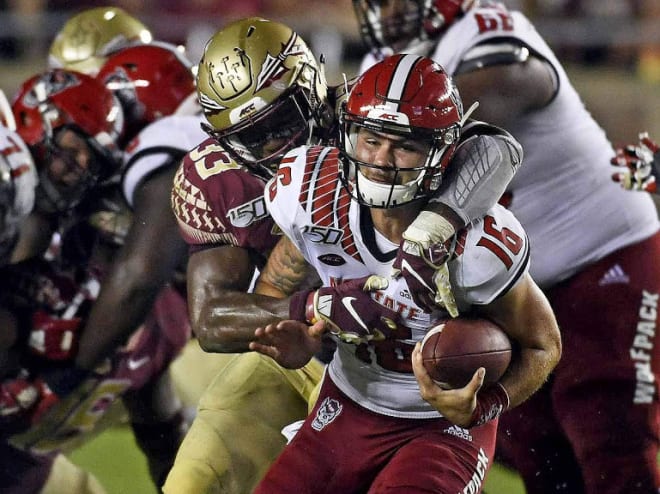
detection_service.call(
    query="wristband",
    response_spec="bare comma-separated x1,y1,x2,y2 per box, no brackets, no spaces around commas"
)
289,290,316,324
468,382,510,428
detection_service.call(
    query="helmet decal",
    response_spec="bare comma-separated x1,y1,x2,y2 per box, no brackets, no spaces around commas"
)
255,33,300,92
204,48,252,101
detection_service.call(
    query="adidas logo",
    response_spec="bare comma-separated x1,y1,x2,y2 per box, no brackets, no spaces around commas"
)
598,264,630,286
444,424,473,442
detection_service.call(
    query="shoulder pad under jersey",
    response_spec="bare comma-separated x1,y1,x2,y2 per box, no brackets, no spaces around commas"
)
450,204,530,306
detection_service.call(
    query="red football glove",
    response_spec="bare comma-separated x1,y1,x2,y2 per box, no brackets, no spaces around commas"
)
290,275,400,344
28,310,82,361
392,211,459,317
611,132,660,193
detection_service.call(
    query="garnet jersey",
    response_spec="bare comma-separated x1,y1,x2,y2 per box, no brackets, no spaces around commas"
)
265,145,529,418
171,136,280,266
0,259,186,454
360,2,659,287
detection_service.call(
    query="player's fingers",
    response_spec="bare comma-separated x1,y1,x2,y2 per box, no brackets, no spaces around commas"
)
465,367,486,395
307,319,326,338
411,343,435,391
248,341,279,360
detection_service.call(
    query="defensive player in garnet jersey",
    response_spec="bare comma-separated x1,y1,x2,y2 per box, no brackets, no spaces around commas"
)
1,67,190,493
164,17,523,494
355,1,660,491
164,19,334,494
247,54,560,493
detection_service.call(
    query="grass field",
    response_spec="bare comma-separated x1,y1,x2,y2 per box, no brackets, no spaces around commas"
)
68,425,527,494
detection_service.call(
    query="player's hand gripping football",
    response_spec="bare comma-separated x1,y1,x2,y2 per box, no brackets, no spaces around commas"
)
412,343,509,428
392,211,459,317
611,132,660,193
289,275,400,345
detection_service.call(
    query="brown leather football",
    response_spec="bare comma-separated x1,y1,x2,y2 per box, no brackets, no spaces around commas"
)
420,317,512,389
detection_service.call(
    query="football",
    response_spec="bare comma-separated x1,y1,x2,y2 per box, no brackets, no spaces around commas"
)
420,317,512,389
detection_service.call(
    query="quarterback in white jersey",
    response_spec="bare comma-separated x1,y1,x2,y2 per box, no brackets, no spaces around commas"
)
250,54,560,494
355,1,660,492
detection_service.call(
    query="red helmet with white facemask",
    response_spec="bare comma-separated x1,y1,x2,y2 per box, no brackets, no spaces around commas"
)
12,69,124,213
339,54,464,208
353,0,476,52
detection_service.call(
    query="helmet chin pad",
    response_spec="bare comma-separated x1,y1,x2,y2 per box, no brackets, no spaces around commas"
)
355,169,423,208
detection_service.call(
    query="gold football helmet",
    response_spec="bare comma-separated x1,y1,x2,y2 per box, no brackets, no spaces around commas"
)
196,17,333,177
48,7,153,75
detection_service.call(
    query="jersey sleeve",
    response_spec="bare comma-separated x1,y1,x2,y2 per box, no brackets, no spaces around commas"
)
121,115,207,208
171,137,279,255
263,145,311,244
451,204,530,306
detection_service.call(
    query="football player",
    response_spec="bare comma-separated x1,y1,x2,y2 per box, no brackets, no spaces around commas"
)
247,54,561,493
48,6,152,75
353,1,660,492
0,67,188,493
164,16,525,493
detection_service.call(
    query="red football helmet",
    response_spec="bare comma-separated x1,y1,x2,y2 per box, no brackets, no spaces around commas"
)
340,54,464,208
97,42,196,140
12,69,124,212
353,0,476,51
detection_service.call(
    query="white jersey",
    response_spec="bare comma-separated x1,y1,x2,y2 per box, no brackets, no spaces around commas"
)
121,114,206,208
265,145,530,418
0,125,37,261
361,4,659,287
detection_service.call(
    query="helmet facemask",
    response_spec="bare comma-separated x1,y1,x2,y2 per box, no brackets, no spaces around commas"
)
202,83,316,179
354,0,426,52
353,0,474,53
339,114,460,209
33,126,106,213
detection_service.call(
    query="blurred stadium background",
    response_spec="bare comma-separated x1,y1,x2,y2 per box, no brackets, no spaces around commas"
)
1,1,658,492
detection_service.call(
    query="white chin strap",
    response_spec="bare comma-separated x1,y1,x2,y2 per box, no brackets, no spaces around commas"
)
356,171,423,207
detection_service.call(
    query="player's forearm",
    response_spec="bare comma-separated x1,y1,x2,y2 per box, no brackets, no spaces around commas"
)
194,291,290,353
501,344,560,409
75,263,166,370
480,275,562,409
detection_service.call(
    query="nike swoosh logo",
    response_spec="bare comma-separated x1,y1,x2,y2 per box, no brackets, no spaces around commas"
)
341,297,368,331
401,259,434,292
127,356,150,370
